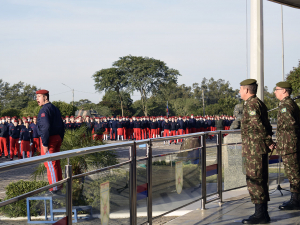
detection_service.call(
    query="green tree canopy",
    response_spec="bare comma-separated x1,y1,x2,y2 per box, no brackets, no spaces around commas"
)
113,55,181,116
52,101,77,117
93,67,129,116
286,61,300,96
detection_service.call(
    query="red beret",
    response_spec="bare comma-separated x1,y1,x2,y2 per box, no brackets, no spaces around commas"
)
24,121,29,124
36,89,49,95
33,116,37,118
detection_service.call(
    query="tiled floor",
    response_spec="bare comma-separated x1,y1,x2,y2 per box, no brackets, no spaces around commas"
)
167,186,300,224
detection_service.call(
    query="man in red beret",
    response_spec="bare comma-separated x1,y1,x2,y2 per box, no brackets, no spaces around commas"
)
36,89,65,194
29,116,40,155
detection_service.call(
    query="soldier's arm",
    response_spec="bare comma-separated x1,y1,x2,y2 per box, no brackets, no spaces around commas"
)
247,103,273,146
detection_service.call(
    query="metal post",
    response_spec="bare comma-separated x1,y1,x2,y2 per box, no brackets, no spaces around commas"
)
217,132,223,205
129,144,137,225
201,135,207,210
65,165,73,225
281,5,285,81
250,0,264,101
147,140,153,225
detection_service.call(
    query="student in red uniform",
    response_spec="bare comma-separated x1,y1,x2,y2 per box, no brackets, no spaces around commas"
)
36,89,65,194
30,116,40,155
0,118,9,158
9,120,21,160
19,121,33,158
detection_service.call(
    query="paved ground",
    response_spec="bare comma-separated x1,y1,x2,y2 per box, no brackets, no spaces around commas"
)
167,183,300,225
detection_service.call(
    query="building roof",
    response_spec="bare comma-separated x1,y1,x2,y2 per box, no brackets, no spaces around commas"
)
268,0,300,9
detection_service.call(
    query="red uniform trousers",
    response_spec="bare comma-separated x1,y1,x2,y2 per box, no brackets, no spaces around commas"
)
135,128,141,140
0,137,9,156
185,128,189,134
40,135,63,192
169,130,177,143
21,140,31,158
123,127,127,140
157,128,161,137
150,129,157,139
117,128,123,136
10,137,21,159
177,129,184,142
147,128,151,138
142,129,147,139
32,138,40,154
191,128,196,133
128,128,133,139
163,129,169,137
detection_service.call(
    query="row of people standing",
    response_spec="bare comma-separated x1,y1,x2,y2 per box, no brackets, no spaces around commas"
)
62,114,235,142
0,116,40,160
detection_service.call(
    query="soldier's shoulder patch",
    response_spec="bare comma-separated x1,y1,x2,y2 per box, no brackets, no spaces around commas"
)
249,111,256,116
281,108,287,113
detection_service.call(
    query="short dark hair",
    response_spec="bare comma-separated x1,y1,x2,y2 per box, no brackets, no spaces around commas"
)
245,84,257,94
285,88,292,95
44,93,49,101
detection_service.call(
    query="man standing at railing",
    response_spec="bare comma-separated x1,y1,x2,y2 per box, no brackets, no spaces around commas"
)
36,89,65,195
239,79,275,224
273,81,300,210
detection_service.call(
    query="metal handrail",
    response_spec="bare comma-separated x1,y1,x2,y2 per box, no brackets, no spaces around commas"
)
0,128,275,225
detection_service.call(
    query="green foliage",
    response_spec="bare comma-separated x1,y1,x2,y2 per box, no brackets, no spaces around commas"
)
52,101,77,117
113,55,181,116
99,90,133,116
0,80,38,110
286,61,300,96
0,108,21,117
264,87,279,118
20,100,40,117
0,180,48,217
93,67,129,116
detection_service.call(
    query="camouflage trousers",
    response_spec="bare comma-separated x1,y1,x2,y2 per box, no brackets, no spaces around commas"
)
245,154,270,204
282,152,300,193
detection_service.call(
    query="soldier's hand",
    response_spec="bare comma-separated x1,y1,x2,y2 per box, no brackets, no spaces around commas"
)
268,143,276,150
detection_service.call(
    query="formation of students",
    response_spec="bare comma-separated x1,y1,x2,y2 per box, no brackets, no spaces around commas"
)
0,114,235,160
0,116,39,160
64,114,235,144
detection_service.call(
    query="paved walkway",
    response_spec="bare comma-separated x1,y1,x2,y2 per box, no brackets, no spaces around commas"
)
167,183,300,225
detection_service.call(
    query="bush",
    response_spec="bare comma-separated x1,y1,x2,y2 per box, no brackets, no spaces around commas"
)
0,108,21,118
0,180,48,217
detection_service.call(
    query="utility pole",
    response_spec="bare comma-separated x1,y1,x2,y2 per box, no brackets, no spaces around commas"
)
62,83,74,105
202,90,205,116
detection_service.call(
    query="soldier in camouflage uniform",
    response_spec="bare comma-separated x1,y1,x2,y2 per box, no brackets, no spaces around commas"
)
274,81,300,210
240,79,275,224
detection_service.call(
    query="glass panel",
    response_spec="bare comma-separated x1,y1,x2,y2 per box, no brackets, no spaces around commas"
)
71,163,130,225
151,145,201,218
0,183,67,225
136,159,147,224
206,146,218,195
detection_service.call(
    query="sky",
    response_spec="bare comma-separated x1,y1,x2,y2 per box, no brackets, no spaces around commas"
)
1,0,300,103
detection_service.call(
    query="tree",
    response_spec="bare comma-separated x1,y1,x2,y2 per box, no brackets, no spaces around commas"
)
286,61,300,96
52,101,77,117
20,101,40,117
0,80,38,110
99,90,133,116
93,68,129,116
0,108,21,118
113,55,181,116
73,99,92,108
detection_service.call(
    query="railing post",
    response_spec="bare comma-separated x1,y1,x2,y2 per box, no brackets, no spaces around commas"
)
147,140,153,225
201,134,207,210
130,143,137,225
217,131,223,205
65,165,73,225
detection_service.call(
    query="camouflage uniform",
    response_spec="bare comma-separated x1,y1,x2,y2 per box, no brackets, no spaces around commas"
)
241,95,273,204
276,96,300,193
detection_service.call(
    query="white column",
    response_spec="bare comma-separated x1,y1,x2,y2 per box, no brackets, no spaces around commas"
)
250,0,264,101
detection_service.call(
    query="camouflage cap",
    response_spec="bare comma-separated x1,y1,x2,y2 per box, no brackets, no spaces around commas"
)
240,79,257,86
276,81,292,89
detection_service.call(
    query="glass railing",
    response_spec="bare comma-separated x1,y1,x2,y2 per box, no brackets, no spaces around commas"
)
0,129,284,225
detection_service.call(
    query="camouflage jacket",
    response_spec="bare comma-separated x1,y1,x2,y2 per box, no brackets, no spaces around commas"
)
276,96,300,155
241,95,273,156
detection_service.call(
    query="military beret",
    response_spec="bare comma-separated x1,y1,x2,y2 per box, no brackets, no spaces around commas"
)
276,81,292,89
240,79,257,86
36,89,49,94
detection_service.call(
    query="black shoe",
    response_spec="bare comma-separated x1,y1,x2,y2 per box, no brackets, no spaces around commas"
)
5,156,8,158
279,192,300,210
242,203,270,224
10,158,13,161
